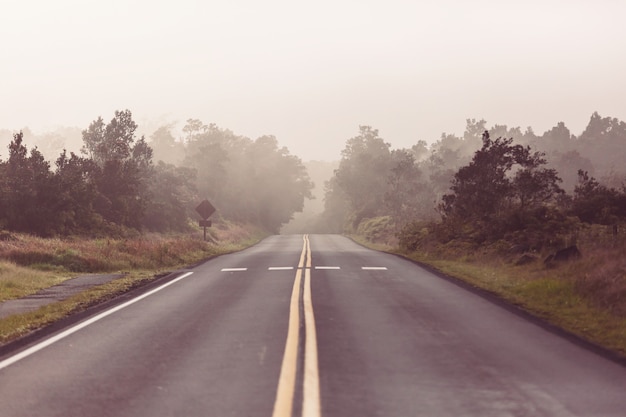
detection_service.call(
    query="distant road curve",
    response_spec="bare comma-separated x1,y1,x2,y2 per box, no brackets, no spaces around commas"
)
0,234,624,417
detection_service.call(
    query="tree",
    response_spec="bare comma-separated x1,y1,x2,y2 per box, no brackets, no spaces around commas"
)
142,162,197,231
149,125,185,165
547,150,594,193
441,131,563,240
421,147,460,202
410,140,429,162
81,110,154,229
182,118,208,142
579,112,626,143
82,110,137,164
316,176,351,233
578,112,626,176
182,123,229,207
513,167,562,211
0,132,65,235
52,150,101,234
177,120,314,232
241,135,314,232
461,118,488,155
572,170,626,224
332,126,392,227
1,132,37,231
384,149,434,228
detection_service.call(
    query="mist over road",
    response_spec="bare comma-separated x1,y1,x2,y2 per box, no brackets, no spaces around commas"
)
0,235,624,417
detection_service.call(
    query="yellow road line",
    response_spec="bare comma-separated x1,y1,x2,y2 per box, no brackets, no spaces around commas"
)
303,261,321,417
272,269,302,417
305,234,312,269
299,234,308,269
272,235,308,417
272,234,321,417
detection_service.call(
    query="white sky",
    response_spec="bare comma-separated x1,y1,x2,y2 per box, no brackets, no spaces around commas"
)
2,0,626,160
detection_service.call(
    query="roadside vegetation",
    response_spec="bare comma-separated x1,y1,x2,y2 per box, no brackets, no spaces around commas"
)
0,109,308,343
0,221,266,343
319,113,626,358
0,109,308,342
0,221,261,280
2,110,626,357
0,110,313,237
378,226,626,357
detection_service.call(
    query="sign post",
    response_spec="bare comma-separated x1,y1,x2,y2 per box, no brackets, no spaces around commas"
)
195,199,216,241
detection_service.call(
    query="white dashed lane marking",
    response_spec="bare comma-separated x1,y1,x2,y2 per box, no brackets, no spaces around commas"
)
220,266,387,272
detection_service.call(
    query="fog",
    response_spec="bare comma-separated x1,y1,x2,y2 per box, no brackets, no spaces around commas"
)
2,0,626,161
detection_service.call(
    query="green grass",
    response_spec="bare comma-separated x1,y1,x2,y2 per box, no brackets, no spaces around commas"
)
0,271,158,344
0,262,70,303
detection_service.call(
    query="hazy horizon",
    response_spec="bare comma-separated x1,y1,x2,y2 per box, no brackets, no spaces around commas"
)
3,0,626,161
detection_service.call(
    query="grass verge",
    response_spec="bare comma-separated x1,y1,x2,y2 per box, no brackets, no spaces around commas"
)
352,235,626,359
0,222,267,344
0,271,156,344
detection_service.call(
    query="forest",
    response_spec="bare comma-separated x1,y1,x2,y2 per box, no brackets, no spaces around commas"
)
315,112,626,255
0,110,313,236
3,110,624,355
1,110,626,249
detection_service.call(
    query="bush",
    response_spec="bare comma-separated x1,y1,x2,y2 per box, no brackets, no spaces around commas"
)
356,216,395,244
397,221,431,252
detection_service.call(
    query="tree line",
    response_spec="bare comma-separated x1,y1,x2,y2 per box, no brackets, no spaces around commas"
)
0,110,313,236
318,113,626,252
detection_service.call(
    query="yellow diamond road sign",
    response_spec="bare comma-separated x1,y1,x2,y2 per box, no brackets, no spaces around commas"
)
196,200,216,220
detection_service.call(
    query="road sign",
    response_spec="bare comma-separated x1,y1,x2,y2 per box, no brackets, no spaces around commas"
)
196,200,215,242
195,200,216,220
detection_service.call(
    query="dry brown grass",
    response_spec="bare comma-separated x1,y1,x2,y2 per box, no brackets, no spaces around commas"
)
358,225,626,358
0,222,264,272
569,229,626,317
0,221,267,302
0,221,267,343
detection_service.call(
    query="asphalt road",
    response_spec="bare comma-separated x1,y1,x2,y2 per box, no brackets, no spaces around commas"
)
0,234,625,417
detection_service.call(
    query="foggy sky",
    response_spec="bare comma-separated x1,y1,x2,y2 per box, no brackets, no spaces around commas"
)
2,0,626,161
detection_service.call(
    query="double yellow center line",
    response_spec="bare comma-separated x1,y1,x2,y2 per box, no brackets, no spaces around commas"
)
272,234,321,417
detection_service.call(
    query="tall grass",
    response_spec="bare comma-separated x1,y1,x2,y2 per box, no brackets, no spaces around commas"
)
0,221,267,343
361,224,626,357
569,232,626,317
0,221,266,302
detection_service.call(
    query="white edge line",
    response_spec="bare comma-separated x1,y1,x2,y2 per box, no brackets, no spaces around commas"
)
362,267,388,270
0,271,194,372
314,266,341,270
221,268,248,272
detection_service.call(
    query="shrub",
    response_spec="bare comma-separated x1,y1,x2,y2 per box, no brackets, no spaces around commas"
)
356,216,395,244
